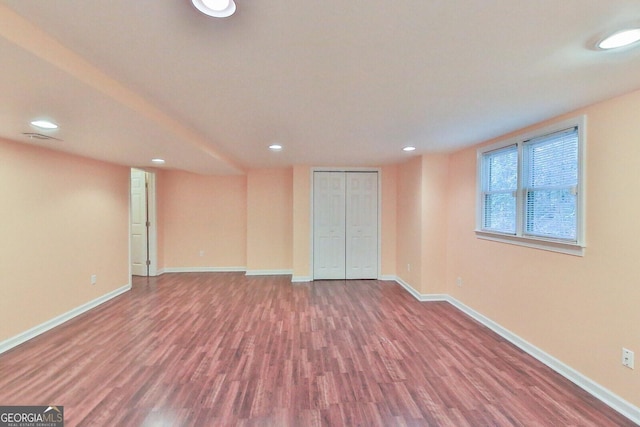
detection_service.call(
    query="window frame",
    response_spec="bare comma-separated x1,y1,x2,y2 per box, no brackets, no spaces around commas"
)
475,116,586,256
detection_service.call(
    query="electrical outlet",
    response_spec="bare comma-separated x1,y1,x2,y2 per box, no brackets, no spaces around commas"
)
622,348,634,369
90,274,97,285
407,264,411,272
199,250,205,257
456,277,463,287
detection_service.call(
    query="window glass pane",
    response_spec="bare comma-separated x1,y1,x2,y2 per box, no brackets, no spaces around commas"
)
524,127,578,241
527,129,578,188
487,147,517,191
484,192,516,233
526,189,576,240
482,145,517,233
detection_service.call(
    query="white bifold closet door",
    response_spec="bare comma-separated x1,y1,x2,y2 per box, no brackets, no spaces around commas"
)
313,171,378,280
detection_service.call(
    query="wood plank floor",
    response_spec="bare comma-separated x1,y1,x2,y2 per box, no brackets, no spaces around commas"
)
0,273,635,426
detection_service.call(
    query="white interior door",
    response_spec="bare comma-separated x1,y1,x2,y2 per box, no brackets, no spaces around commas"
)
346,172,378,279
130,168,148,276
313,171,378,280
313,172,346,279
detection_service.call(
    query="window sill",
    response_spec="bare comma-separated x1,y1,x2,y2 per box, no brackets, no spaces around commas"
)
475,230,584,256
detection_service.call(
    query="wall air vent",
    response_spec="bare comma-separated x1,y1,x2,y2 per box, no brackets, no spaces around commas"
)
22,132,62,141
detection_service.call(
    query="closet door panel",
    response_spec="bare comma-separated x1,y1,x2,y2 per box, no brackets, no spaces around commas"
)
346,172,378,279
313,172,346,279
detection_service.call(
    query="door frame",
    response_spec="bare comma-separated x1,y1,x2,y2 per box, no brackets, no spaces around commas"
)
310,167,381,280
129,168,159,277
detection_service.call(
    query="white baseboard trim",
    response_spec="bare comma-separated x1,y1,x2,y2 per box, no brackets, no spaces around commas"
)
158,267,296,278
162,267,246,273
394,276,448,302
245,269,293,276
0,283,131,356
445,296,640,425
293,275,396,283
391,276,639,424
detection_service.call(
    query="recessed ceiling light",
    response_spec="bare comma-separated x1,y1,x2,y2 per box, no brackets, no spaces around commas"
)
203,0,230,10
30,120,58,130
269,144,283,151
151,158,166,164
403,146,416,152
191,0,236,18
597,28,640,50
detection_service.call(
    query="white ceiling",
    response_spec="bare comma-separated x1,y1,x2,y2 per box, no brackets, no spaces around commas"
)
2,1,640,175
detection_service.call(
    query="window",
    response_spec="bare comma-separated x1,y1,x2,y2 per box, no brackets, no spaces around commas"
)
476,116,585,255
481,144,517,234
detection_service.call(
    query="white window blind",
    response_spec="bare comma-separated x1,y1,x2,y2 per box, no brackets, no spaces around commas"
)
523,127,578,241
481,145,517,234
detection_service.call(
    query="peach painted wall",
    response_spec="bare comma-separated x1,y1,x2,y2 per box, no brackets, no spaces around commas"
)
445,89,640,407
396,156,423,291
292,165,311,279
0,137,129,342
246,168,293,272
160,170,247,269
420,154,449,294
380,164,397,277
154,170,165,272
396,155,449,294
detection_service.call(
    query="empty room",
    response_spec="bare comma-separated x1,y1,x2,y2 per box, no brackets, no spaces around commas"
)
0,1,639,426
